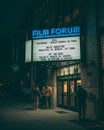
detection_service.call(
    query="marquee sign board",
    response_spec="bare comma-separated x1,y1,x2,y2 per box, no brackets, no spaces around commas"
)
33,36,80,62
25,26,81,62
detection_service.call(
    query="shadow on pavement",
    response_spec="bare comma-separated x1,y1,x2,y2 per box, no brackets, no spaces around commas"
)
69,119,104,130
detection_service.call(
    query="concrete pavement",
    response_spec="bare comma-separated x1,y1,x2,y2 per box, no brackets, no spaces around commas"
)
0,98,103,130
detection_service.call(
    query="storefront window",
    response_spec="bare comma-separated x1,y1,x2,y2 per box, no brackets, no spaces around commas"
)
70,66,74,74
57,64,81,76
63,81,67,93
73,7,79,19
64,14,71,25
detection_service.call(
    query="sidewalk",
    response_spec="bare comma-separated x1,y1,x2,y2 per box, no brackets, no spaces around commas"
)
0,98,104,130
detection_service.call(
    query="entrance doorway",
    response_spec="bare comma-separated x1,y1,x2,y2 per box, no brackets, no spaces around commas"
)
69,79,81,110
57,77,81,111
57,81,68,108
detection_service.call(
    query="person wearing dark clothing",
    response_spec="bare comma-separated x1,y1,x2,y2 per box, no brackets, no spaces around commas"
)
32,84,41,111
41,86,47,108
76,85,87,120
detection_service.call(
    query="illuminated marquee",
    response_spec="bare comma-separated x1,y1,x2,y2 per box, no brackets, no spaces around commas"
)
32,26,80,39
31,26,80,62
33,36,80,62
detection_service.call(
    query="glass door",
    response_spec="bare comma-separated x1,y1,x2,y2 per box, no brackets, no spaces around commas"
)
69,80,75,108
57,81,62,106
69,79,81,110
57,81,68,108
76,79,81,110
62,81,68,107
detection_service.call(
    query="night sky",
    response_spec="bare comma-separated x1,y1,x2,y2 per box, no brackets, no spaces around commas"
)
0,0,34,76
0,38,12,75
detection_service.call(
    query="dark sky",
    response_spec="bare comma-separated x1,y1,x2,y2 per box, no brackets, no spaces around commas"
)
0,38,12,74
0,0,34,75
0,0,33,38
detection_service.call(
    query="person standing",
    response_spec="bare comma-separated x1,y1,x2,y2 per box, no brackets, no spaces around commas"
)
41,86,47,108
32,83,41,111
76,85,87,120
46,85,52,108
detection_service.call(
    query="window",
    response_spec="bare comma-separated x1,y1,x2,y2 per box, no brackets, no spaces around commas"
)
73,7,79,19
64,14,71,25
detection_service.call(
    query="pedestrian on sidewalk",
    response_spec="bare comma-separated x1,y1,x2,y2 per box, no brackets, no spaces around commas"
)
46,85,53,108
32,83,41,111
76,85,87,120
41,86,47,108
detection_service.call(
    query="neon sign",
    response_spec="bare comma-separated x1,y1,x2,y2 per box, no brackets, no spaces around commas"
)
32,26,80,39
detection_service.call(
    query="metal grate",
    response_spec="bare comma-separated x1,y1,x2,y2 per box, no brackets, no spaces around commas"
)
55,111,69,114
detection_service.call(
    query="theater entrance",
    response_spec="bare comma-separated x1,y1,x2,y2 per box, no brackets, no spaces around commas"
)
57,75,81,111
57,80,68,109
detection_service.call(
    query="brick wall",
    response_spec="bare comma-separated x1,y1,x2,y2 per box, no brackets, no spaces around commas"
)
81,0,100,119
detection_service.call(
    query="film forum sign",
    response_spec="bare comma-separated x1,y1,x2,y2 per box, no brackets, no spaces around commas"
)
31,26,80,62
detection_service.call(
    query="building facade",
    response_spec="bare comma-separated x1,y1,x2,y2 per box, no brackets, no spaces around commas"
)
16,0,104,120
